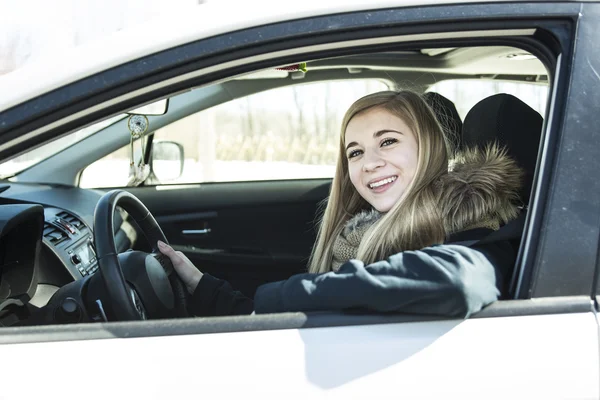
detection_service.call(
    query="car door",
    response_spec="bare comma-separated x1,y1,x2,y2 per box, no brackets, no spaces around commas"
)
0,1,599,399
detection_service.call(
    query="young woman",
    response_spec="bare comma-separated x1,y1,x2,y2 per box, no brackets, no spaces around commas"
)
158,90,523,318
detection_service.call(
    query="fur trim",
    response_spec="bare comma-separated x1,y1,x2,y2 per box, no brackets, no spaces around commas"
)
436,143,523,234
342,209,382,237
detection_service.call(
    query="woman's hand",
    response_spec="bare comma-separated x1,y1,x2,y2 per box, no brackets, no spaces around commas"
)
157,240,203,294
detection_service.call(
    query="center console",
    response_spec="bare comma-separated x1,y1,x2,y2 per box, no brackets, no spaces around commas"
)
43,208,98,279
66,236,98,277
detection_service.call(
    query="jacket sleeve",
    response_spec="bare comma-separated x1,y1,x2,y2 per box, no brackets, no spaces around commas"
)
189,274,254,317
253,241,515,318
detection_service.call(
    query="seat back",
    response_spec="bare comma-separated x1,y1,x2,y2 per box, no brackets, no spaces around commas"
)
461,94,544,298
423,92,463,158
462,93,543,205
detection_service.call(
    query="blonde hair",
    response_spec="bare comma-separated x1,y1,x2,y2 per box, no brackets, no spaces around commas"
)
307,90,449,273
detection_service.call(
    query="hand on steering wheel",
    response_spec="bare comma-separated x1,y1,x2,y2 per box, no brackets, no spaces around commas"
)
93,189,191,321
157,240,203,294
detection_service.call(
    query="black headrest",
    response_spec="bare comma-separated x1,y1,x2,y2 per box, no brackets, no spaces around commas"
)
423,92,463,157
462,93,543,204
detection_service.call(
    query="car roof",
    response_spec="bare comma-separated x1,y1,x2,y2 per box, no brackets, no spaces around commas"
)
0,0,572,114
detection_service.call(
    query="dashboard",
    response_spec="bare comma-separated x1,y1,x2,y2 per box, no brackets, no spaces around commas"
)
0,182,138,320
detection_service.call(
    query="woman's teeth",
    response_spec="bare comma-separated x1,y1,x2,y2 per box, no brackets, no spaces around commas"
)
369,176,397,189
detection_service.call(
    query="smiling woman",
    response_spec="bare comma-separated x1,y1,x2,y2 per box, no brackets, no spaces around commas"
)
155,89,523,319
345,109,420,213
344,92,437,213
314,90,450,272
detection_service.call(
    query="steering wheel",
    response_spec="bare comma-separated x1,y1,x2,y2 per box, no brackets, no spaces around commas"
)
93,189,189,321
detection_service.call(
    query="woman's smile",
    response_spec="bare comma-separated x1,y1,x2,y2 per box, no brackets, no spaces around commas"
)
367,175,398,192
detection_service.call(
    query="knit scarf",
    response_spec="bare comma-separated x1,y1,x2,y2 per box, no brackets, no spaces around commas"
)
331,209,382,271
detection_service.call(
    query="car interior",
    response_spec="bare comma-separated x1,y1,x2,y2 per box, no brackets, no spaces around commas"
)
0,43,550,326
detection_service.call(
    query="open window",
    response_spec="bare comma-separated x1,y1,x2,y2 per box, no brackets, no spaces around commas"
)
0,3,583,333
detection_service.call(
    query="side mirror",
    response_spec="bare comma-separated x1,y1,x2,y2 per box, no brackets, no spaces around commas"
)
151,141,184,182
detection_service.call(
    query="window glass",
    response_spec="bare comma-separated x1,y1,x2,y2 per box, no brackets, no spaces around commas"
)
80,79,388,188
0,115,125,179
80,144,136,188
426,79,549,119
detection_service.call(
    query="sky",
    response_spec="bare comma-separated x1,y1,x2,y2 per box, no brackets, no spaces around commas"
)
0,0,206,75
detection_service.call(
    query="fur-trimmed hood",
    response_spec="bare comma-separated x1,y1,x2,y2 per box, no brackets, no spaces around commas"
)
331,145,523,271
436,144,523,234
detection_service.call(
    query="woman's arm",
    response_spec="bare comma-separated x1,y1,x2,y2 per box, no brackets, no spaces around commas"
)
189,274,254,316
253,241,515,318
158,241,254,316
160,239,515,318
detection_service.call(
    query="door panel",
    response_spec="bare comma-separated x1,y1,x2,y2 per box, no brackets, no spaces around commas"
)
126,179,331,297
2,312,598,399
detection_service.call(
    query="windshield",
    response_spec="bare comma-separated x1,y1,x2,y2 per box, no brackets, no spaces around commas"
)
0,115,125,179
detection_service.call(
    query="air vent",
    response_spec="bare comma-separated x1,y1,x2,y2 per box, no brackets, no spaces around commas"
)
43,223,69,245
56,211,85,230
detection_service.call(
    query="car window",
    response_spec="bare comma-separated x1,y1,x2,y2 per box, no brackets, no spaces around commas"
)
426,79,549,119
0,114,125,179
79,79,388,188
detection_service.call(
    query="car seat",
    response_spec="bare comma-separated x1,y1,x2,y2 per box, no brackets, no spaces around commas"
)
461,93,544,298
462,93,543,205
423,92,463,158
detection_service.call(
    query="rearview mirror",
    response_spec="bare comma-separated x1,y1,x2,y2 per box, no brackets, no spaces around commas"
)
151,141,184,182
127,99,169,116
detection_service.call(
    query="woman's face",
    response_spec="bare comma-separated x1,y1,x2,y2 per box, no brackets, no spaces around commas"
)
344,108,419,212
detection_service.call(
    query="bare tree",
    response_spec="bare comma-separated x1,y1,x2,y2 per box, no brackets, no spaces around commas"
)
292,87,307,138
289,87,309,162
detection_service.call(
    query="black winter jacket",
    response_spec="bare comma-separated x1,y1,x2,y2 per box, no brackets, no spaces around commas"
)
188,230,515,319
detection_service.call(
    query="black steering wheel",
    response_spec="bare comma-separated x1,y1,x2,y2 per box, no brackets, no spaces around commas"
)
93,189,189,321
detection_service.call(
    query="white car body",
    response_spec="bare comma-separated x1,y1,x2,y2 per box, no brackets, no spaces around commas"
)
0,1,599,399
3,313,598,399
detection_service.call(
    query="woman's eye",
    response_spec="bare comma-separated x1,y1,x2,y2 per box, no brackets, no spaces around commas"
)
347,149,363,159
381,138,398,147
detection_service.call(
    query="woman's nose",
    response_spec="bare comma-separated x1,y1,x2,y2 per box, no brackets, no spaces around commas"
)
362,151,385,172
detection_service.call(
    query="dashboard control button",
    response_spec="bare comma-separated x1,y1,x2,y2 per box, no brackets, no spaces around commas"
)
71,254,81,265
